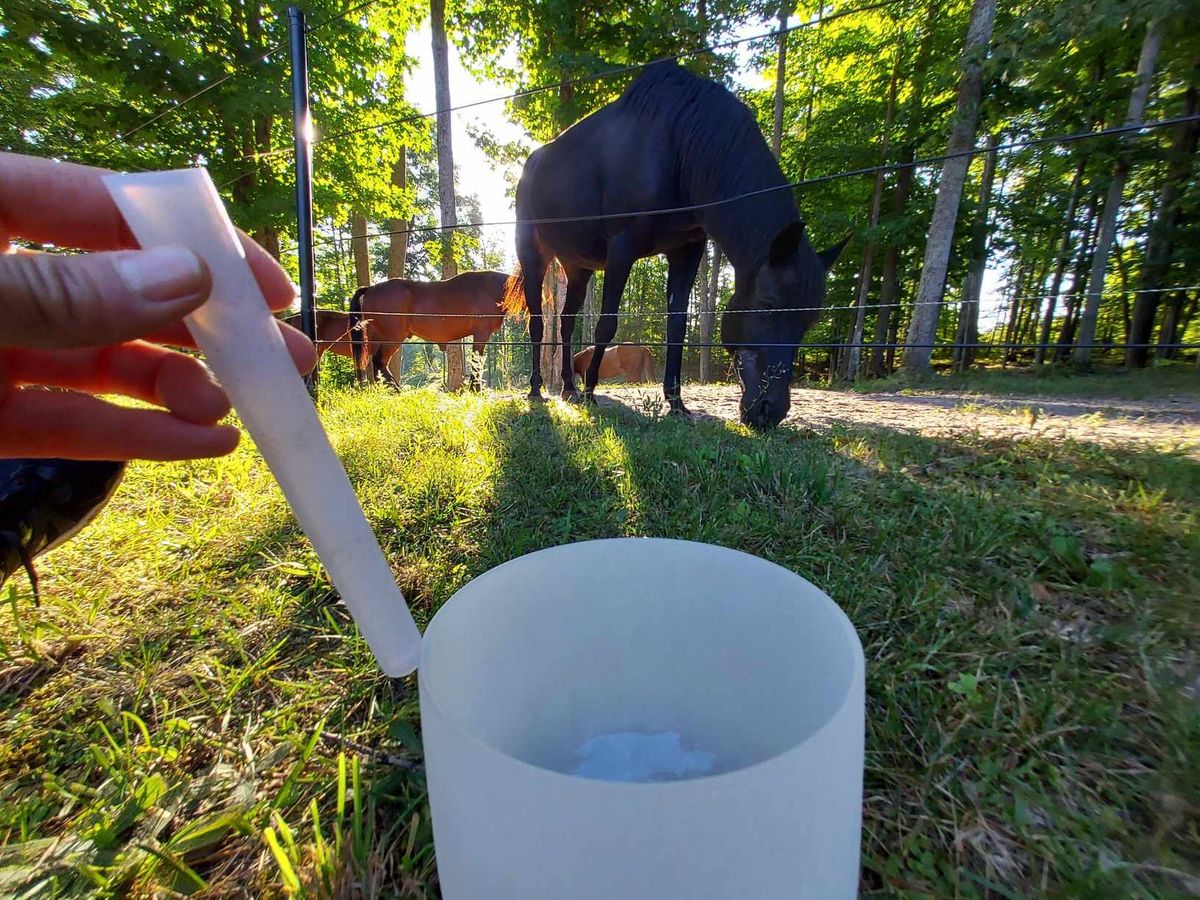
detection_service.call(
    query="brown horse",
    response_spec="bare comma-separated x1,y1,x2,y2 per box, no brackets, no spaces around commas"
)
283,310,359,362
348,270,527,387
572,345,654,384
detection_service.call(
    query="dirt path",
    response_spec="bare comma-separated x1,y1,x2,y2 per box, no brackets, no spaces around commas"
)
594,384,1200,454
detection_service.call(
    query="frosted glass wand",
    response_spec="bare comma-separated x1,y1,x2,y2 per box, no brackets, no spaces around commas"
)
105,168,421,677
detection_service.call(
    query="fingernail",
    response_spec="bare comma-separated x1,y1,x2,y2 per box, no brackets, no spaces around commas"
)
115,247,205,302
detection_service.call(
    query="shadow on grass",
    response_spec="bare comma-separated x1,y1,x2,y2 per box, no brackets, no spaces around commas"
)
6,388,1195,897
461,395,1199,898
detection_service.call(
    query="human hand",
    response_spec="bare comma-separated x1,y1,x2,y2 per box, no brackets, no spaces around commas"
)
0,152,317,461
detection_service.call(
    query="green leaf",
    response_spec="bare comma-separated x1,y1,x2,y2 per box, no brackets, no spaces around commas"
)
166,808,247,855
263,827,301,894
387,718,424,754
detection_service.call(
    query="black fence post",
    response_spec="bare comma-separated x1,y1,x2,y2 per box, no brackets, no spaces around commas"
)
287,5,318,398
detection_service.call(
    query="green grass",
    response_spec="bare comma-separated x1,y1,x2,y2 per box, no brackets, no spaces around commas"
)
837,362,1200,401
1,386,1197,896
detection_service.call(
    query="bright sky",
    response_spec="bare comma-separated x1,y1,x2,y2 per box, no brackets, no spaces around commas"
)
405,26,529,266
403,24,1007,327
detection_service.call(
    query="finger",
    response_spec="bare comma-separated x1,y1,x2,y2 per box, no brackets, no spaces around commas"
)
0,388,240,461
6,343,231,425
0,154,294,299
0,247,211,349
0,153,136,250
237,231,297,311
145,319,317,374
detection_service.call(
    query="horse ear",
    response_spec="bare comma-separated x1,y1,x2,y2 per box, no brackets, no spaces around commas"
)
818,236,850,272
768,221,806,267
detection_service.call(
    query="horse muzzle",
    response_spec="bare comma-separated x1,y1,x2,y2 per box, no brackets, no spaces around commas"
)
734,350,793,429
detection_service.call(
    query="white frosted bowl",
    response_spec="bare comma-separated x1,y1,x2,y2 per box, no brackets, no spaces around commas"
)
420,538,865,899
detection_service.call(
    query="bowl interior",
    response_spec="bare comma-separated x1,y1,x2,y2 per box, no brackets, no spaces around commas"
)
421,539,861,778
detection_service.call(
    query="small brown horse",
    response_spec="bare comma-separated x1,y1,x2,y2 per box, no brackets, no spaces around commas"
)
348,270,527,387
572,345,655,384
283,310,359,362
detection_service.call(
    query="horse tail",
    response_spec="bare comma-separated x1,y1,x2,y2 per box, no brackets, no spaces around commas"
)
348,287,369,382
500,266,528,320
501,261,562,319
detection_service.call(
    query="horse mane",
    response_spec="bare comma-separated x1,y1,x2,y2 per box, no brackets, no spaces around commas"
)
618,61,800,270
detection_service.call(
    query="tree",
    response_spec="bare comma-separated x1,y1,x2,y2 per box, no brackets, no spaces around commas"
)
449,0,759,141
772,1,794,158
1035,160,1085,366
841,50,901,381
952,130,999,372
1128,73,1199,366
698,244,723,381
1073,16,1164,368
2,0,425,272
389,151,409,278
351,214,372,287
431,0,466,391
903,0,996,375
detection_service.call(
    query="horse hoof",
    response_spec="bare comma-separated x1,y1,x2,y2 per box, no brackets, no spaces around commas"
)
668,403,695,420
527,390,546,403
563,390,585,404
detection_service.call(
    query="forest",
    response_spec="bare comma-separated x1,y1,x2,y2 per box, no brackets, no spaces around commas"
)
4,0,1198,388
3,3,1198,895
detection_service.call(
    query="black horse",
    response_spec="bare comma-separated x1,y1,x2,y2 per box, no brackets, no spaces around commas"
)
514,61,845,428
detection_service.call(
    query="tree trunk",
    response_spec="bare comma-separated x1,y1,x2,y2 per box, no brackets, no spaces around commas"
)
388,150,408,278
431,0,464,390
1019,262,1048,350
1073,17,1163,367
793,4,826,179
700,243,721,381
1164,290,1197,360
903,0,995,375
351,214,371,287
1129,78,1199,366
582,274,596,345
870,148,916,379
1056,198,1100,361
1035,160,1085,365
1113,241,1134,343
253,228,280,261
384,163,406,383
695,247,710,381
772,2,793,159
869,15,937,378
1003,260,1030,359
540,266,564,393
953,129,999,372
885,305,902,373
843,54,901,381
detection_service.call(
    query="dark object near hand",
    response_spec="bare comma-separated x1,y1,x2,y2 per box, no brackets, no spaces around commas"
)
0,459,127,600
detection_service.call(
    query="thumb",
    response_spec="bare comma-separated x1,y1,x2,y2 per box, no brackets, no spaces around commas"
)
0,247,211,349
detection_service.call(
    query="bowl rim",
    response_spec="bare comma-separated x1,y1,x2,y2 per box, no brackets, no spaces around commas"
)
418,536,865,789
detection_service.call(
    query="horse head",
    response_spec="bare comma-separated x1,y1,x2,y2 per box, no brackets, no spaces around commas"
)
721,223,847,429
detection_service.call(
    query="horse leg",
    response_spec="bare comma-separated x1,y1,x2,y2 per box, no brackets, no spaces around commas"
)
380,344,402,387
664,242,705,417
517,226,550,401
585,242,635,404
558,267,593,402
372,347,397,388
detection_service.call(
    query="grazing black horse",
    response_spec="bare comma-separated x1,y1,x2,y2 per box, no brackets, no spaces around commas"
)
514,61,845,428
